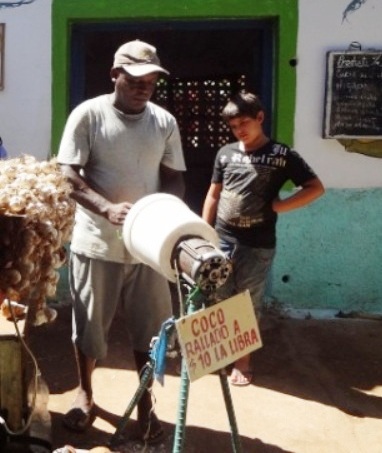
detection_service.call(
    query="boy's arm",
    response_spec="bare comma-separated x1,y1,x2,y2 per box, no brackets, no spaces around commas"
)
272,177,324,214
202,182,222,225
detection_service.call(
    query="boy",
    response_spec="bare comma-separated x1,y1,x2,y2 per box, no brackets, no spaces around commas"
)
202,91,324,386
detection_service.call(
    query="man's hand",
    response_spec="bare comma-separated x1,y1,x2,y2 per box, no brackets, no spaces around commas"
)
60,164,134,224
106,201,133,225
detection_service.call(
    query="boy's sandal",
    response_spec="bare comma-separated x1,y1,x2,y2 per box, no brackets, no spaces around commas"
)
229,368,254,386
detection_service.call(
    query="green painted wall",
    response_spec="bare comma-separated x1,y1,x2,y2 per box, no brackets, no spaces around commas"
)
51,0,298,153
272,188,382,313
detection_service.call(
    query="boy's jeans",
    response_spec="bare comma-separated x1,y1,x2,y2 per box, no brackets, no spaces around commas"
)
218,239,276,318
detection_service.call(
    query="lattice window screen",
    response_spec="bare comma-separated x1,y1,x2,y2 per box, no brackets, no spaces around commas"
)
154,75,246,151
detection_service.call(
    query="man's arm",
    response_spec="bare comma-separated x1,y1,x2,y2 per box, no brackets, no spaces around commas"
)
60,164,132,225
202,182,222,225
160,164,186,199
272,177,325,214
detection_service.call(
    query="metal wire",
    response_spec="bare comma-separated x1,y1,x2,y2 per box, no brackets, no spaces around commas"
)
1,300,41,437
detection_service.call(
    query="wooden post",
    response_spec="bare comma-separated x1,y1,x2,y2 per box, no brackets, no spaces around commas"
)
0,315,25,431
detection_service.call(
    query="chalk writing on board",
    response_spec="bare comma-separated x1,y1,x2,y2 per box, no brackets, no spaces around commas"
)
323,51,382,138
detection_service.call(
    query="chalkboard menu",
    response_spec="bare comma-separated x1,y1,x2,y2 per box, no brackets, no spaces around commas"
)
323,50,382,138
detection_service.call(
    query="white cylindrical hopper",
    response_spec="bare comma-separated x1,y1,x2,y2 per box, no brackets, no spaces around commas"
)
123,193,219,282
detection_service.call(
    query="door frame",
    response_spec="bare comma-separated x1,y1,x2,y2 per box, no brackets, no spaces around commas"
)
52,0,298,152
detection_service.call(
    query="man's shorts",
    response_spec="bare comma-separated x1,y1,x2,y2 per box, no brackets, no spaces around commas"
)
69,253,172,359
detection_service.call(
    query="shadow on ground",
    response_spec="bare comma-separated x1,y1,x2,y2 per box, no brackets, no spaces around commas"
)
255,316,382,419
20,300,382,452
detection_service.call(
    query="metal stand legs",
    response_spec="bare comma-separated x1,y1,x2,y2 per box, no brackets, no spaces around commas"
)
109,362,154,449
110,291,243,452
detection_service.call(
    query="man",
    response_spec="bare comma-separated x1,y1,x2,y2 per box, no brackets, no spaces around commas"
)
57,40,186,443
202,91,324,386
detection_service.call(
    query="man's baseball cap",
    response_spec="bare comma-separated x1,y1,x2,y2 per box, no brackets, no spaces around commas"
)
113,40,169,77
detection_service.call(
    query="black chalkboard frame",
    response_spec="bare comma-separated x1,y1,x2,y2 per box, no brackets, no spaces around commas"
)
323,50,382,139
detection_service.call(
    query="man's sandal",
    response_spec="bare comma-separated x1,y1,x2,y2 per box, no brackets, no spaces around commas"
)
139,412,165,445
62,405,96,432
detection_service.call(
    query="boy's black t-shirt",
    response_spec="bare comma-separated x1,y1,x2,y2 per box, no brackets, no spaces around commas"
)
211,140,317,248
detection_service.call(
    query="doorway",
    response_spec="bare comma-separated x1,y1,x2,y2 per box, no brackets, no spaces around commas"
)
70,20,274,213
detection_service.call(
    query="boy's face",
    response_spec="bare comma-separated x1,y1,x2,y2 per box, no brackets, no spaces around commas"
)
228,113,264,150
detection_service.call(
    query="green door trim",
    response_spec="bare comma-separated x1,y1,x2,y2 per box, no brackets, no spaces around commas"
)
51,0,297,153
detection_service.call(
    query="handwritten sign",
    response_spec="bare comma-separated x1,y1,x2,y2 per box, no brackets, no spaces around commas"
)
323,51,382,138
175,290,262,382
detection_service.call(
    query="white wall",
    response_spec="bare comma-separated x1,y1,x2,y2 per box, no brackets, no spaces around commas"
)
1,0,381,185
0,0,52,160
296,0,382,188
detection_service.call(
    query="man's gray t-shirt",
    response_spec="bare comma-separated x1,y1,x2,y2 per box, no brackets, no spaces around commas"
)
57,94,186,263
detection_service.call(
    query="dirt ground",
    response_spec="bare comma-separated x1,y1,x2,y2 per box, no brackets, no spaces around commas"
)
6,301,382,453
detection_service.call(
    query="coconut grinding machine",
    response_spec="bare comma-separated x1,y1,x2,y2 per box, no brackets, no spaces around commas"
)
109,194,244,453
